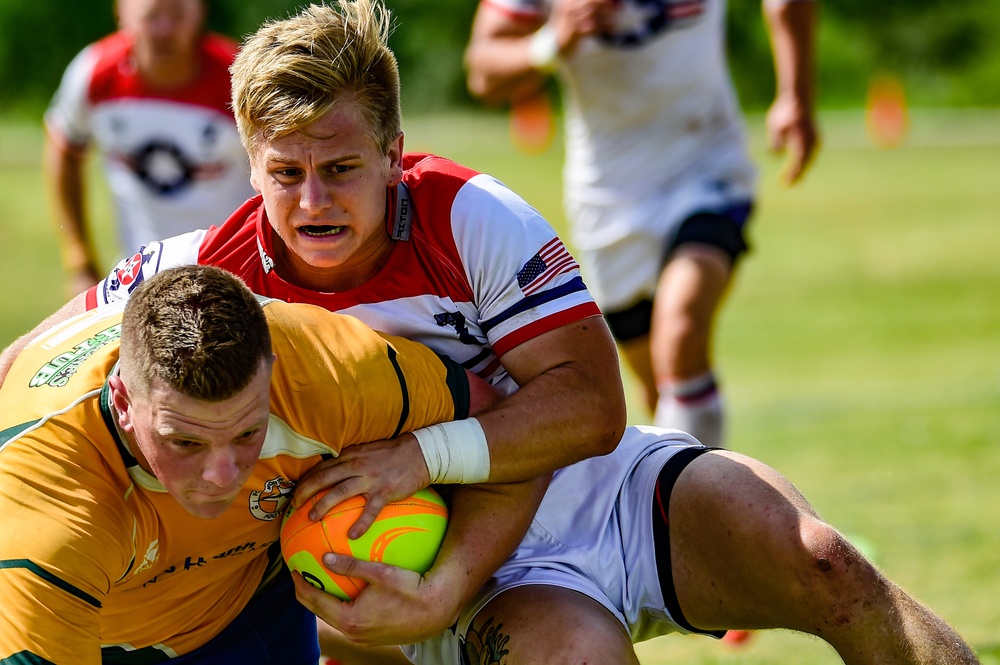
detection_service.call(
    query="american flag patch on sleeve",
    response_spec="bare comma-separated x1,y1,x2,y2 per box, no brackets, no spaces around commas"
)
516,238,579,295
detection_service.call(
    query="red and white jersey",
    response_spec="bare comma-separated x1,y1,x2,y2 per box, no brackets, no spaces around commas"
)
482,0,756,207
45,31,255,252
87,153,601,395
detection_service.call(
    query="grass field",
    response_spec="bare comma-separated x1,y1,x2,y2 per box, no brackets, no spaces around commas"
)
1,109,998,664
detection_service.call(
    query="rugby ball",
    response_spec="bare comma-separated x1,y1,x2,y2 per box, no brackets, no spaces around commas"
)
281,487,449,600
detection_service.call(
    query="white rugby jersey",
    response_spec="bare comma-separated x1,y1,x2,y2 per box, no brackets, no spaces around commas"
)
86,153,602,395
482,0,757,208
45,31,255,252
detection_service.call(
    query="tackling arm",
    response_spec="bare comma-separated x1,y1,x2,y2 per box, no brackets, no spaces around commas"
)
297,322,623,643
295,363,551,645
298,317,626,512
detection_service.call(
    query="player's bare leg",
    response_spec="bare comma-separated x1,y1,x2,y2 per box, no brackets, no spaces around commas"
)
462,585,639,665
618,334,657,413
649,243,732,447
668,451,980,664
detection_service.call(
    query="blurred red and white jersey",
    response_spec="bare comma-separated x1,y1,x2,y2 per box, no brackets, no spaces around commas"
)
45,30,255,252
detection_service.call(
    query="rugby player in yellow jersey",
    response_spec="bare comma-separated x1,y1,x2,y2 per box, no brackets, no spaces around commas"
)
0,265,543,665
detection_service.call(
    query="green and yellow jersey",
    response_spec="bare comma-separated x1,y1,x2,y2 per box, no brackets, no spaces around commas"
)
0,299,469,664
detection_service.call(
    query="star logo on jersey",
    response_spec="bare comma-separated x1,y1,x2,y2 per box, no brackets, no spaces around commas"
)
249,476,296,521
599,0,705,48
106,246,158,298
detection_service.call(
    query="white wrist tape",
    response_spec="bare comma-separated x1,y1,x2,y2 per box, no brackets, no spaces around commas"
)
527,23,560,72
413,418,491,484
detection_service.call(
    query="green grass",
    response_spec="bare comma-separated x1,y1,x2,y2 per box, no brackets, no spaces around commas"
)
2,109,999,664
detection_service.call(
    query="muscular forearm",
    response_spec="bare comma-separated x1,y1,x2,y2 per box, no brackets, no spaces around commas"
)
300,476,550,647
427,477,549,620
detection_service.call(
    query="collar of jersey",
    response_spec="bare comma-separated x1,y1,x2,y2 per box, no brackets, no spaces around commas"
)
99,365,168,492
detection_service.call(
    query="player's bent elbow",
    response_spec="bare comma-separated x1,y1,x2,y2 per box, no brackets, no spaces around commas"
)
586,400,627,458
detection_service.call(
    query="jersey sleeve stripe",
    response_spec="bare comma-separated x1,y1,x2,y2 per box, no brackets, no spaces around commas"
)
491,303,603,358
384,344,410,439
478,276,592,336
85,285,99,310
0,560,102,608
434,353,471,420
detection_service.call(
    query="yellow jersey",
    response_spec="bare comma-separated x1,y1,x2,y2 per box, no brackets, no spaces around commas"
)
0,299,468,664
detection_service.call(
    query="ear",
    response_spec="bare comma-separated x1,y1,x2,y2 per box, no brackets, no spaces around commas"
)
386,132,404,187
108,373,135,434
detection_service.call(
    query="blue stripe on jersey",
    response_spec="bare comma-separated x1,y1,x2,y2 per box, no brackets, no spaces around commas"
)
479,276,589,336
0,560,102,608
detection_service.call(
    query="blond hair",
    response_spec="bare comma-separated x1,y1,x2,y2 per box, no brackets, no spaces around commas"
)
231,0,401,154
120,266,272,401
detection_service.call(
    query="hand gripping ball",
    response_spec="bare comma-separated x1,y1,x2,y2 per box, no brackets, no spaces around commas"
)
281,487,448,600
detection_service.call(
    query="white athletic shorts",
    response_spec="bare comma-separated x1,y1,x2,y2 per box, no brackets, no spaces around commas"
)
567,177,754,313
403,426,713,665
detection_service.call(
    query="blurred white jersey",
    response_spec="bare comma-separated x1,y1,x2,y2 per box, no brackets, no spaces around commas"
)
482,0,758,309
485,0,756,208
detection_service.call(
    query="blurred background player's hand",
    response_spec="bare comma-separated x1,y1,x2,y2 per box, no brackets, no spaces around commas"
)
766,92,818,186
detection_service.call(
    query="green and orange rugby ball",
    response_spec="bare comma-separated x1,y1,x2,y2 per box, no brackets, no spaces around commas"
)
281,487,448,600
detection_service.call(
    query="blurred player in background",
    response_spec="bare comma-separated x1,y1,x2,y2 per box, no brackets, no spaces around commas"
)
465,0,820,448
43,0,254,296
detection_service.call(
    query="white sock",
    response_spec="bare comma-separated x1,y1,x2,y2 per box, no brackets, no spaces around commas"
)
653,372,725,447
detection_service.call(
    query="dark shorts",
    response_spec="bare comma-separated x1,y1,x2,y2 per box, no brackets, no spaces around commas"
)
102,571,320,665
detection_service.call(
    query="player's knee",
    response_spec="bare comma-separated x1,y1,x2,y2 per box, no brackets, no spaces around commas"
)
653,307,696,347
797,518,883,600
